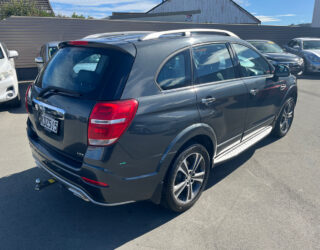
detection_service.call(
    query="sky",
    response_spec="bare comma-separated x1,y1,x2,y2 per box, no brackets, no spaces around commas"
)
50,0,316,25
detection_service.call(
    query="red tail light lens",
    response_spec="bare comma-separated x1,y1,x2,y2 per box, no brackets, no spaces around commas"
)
25,84,32,113
68,41,89,46
81,177,108,187
88,99,139,146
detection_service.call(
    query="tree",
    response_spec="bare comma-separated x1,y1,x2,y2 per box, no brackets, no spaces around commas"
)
0,0,54,19
71,12,85,19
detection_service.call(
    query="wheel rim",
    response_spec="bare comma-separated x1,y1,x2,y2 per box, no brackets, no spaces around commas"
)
172,152,206,204
280,100,294,134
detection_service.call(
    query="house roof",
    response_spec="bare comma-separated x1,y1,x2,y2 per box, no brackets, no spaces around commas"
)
147,0,260,24
0,0,53,13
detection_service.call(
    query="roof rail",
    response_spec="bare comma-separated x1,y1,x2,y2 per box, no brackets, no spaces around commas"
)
84,31,153,39
140,29,239,41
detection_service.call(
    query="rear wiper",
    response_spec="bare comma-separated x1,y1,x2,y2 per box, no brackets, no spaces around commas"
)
38,86,82,98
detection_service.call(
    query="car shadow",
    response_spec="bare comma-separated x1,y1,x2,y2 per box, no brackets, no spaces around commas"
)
0,82,30,114
0,136,279,249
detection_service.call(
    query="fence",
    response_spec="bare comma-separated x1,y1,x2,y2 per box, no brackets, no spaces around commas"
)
1,16,320,80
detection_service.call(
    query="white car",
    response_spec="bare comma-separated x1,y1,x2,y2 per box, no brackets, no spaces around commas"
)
0,42,20,107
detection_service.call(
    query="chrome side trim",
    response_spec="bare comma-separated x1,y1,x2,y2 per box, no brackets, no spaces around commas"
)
35,159,135,207
214,126,273,164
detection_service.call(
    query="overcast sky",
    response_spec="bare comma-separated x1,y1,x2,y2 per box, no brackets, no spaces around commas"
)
50,0,316,25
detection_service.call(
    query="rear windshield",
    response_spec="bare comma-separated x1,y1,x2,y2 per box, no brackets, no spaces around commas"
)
35,46,134,100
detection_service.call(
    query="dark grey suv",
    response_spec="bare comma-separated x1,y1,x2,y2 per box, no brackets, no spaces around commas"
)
26,29,297,212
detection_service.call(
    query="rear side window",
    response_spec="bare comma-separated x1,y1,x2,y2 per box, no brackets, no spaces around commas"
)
157,50,191,90
36,46,134,100
232,44,271,77
192,43,235,84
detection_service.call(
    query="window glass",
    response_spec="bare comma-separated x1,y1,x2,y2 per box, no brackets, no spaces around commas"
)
36,46,134,100
288,40,298,48
233,44,271,77
157,50,191,90
0,47,4,59
48,46,59,58
192,43,235,84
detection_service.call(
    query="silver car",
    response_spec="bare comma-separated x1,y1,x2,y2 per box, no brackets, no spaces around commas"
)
284,38,320,74
35,41,60,71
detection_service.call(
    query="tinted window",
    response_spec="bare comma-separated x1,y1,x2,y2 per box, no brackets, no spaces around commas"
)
233,44,271,77
157,50,191,90
192,43,235,84
36,46,134,100
0,47,4,59
48,46,58,58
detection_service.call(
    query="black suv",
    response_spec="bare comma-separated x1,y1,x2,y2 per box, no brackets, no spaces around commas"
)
26,29,297,212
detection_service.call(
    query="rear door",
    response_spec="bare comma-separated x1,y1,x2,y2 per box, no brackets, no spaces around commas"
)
28,44,135,162
231,43,285,137
192,43,248,153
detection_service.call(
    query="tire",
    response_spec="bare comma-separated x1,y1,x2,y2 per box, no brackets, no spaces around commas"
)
161,144,210,213
9,92,21,108
272,97,295,138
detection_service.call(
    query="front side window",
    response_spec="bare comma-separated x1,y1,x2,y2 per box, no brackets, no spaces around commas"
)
0,47,4,59
303,40,320,50
48,46,59,58
232,44,271,77
157,50,191,90
192,43,235,84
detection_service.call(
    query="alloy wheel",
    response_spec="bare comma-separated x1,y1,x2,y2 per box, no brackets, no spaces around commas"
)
172,152,206,204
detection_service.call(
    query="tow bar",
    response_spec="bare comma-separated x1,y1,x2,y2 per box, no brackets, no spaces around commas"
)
35,178,57,191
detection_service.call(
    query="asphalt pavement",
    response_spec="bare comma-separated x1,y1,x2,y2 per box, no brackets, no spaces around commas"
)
0,76,319,250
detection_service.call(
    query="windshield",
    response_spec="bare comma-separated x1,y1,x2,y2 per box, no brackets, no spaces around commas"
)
303,41,320,50
48,46,58,58
249,41,284,53
35,46,134,100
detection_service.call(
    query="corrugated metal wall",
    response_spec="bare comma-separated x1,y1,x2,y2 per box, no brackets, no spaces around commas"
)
148,0,259,24
1,16,320,70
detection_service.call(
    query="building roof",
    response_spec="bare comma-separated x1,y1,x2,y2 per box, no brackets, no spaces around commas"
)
110,10,201,20
0,0,53,13
146,0,260,24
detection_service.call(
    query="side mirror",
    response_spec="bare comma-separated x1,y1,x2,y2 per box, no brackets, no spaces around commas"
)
293,45,300,50
274,65,290,78
8,50,19,58
35,57,44,64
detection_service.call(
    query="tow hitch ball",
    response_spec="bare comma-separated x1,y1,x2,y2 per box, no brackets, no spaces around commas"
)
35,178,57,191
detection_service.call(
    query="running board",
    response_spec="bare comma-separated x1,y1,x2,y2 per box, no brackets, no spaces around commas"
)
214,126,273,164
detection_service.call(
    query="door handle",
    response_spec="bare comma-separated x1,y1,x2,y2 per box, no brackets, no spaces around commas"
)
201,97,216,105
250,89,259,96
280,84,287,91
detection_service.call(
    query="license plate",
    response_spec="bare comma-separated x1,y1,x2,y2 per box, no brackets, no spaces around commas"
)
40,114,59,134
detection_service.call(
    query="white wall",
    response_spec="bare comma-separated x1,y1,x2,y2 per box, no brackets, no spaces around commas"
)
149,0,258,24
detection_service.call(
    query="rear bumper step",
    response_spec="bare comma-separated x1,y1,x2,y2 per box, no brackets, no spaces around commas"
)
35,159,135,207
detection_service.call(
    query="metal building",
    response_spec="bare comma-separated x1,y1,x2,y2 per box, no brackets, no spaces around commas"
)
147,0,260,24
312,0,320,27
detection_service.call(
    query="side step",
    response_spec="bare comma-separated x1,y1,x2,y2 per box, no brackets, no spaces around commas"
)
214,126,273,164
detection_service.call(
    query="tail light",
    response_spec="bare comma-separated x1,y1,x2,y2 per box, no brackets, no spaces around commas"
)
88,99,138,146
25,84,32,113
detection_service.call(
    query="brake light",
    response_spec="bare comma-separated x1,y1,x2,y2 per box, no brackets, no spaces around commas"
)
25,84,32,113
68,41,88,46
88,99,139,146
81,177,108,187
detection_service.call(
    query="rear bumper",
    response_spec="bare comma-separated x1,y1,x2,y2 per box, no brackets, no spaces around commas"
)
28,129,162,206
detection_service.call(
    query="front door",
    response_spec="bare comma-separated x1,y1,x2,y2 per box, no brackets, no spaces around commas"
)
192,43,248,153
231,43,286,137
